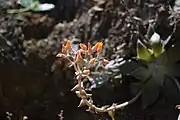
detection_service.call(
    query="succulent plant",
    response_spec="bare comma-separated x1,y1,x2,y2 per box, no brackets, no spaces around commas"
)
119,32,180,109
57,40,142,120
56,34,180,119
7,0,55,14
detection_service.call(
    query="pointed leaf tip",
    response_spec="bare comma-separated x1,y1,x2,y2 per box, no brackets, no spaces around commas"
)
150,33,164,57
33,3,55,11
108,109,115,120
137,40,152,62
150,33,160,44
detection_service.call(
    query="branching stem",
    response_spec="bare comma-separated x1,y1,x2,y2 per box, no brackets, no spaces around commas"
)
77,73,142,113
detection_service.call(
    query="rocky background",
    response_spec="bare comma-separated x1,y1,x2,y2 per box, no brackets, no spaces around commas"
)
0,0,179,120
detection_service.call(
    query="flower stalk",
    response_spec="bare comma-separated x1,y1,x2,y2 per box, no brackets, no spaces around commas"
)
57,40,142,118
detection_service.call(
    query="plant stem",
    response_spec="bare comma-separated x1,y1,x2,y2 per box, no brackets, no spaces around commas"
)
172,77,180,93
79,81,142,113
7,8,30,14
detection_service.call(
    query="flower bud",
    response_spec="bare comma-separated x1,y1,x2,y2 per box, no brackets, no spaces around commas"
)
102,59,109,65
80,90,87,97
92,43,99,52
92,42,103,53
80,43,87,50
88,42,93,53
83,70,90,76
150,32,160,44
75,52,83,63
76,75,82,81
61,44,66,53
75,91,81,98
78,99,86,107
65,40,71,50
97,42,103,53
89,58,96,66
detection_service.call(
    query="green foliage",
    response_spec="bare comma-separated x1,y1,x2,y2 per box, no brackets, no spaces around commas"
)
137,40,152,62
119,33,180,109
7,0,55,14
137,32,164,62
142,77,160,109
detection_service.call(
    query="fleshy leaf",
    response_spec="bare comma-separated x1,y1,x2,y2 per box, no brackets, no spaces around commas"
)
148,63,165,86
154,69,165,86
167,63,180,78
150,33,164,57
32,3,55,11
18,0,35,7
108,110,115,120
156,51,167,65
150,33,160,44
131,66,150,80
142,77,160,109
165,40,180,64
17,0,54,12
163,76,180,104
118,59,139,75
152,42,164,58
7,8,30,14
137,40,152,62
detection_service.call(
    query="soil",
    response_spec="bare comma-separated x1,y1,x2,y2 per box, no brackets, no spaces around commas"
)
0,0,179,120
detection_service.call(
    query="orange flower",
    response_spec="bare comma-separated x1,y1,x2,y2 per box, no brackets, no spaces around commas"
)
89,58,96,66
65,40,71,50
80,43,87,51
92,42,103,53
61,44,66,53
85,50,89,57
102,59,109,65
88,42,93,53
75,52,83,62
97,42,103,53
92,43,98,52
